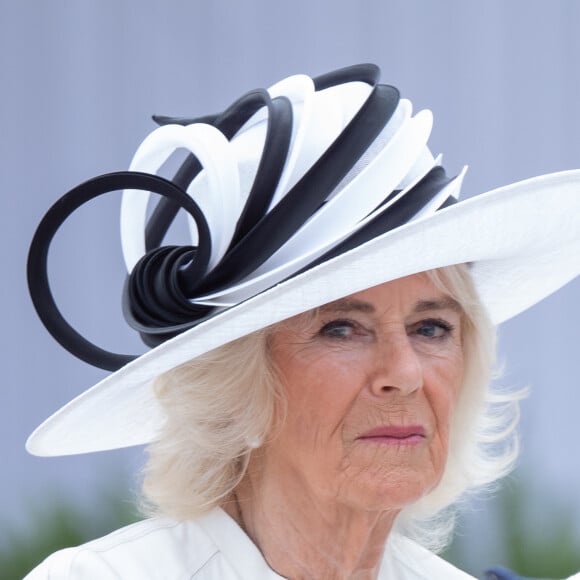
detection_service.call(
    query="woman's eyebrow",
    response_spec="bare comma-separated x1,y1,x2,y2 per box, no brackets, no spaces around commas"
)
319,297,463,315
319,299,376,314
413,297,463,314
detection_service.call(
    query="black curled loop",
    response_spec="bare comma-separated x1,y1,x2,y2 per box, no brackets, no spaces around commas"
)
305,166,458,269
127,247,198,325
227,94,293,245
122,245,215,348
30,64,455,371
312,62,381,90
146,63,390,295
27,171,211,371
146,90,293,255
195,66,400,293
145,157,203,251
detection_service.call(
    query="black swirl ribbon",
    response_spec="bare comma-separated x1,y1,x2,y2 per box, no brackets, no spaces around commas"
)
28,172,211,371
28,64,459,372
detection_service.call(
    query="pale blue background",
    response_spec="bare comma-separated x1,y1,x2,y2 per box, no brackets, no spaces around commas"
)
1,0,579,573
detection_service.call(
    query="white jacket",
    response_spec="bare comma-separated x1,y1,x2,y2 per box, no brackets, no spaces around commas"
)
25,508,474,579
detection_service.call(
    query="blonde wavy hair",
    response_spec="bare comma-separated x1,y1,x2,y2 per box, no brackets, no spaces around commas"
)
141,264,524,551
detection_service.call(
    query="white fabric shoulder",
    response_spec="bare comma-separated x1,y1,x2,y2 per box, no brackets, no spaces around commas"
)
24,518,222,579
384,534,476,579
24,507,473,580
23,509,284,580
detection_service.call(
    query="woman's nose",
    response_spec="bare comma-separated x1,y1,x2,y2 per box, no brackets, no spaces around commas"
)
369,333,423,397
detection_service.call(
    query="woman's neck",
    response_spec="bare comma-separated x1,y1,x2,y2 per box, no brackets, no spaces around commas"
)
224,458,400,580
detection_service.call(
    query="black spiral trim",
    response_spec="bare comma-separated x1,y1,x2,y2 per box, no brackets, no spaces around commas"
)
27,172,211,371
27,64,457,372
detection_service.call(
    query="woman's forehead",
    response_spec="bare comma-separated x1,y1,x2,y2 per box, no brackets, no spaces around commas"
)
276,272,464,332
319,273,463,315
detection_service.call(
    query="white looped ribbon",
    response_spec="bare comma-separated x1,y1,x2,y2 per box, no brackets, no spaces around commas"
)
266,74,317,207
255,101,425,271
266,76,371,209
195,107,447,307
120,123,241,273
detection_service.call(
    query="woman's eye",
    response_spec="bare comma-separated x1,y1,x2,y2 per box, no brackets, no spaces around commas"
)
414,319,454,339
319,320,357,339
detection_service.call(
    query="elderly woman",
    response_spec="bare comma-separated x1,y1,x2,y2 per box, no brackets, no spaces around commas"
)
25,65,580,579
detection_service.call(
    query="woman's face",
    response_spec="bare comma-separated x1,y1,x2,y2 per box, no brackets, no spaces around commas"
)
264,272,465,511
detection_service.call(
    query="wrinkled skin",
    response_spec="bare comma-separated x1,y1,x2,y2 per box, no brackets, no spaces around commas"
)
229,273,465,579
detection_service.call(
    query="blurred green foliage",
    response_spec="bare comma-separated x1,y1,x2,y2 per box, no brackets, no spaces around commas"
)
0,491,141,579
497,480,580,578
445,476,580,579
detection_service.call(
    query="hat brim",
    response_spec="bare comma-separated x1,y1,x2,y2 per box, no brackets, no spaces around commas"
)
27,169,580,456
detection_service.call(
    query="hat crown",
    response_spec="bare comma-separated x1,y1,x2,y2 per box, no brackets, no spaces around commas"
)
27,64,462,371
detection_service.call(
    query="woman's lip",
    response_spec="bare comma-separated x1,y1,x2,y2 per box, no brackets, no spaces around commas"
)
357,425,426,441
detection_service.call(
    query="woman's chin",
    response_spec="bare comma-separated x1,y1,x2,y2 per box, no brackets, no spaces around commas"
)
337,468,441,512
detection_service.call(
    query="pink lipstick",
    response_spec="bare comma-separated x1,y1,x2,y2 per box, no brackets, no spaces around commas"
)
357,425,426,445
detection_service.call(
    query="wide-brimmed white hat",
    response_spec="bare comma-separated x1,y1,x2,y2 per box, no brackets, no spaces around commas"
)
27,64,580,457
